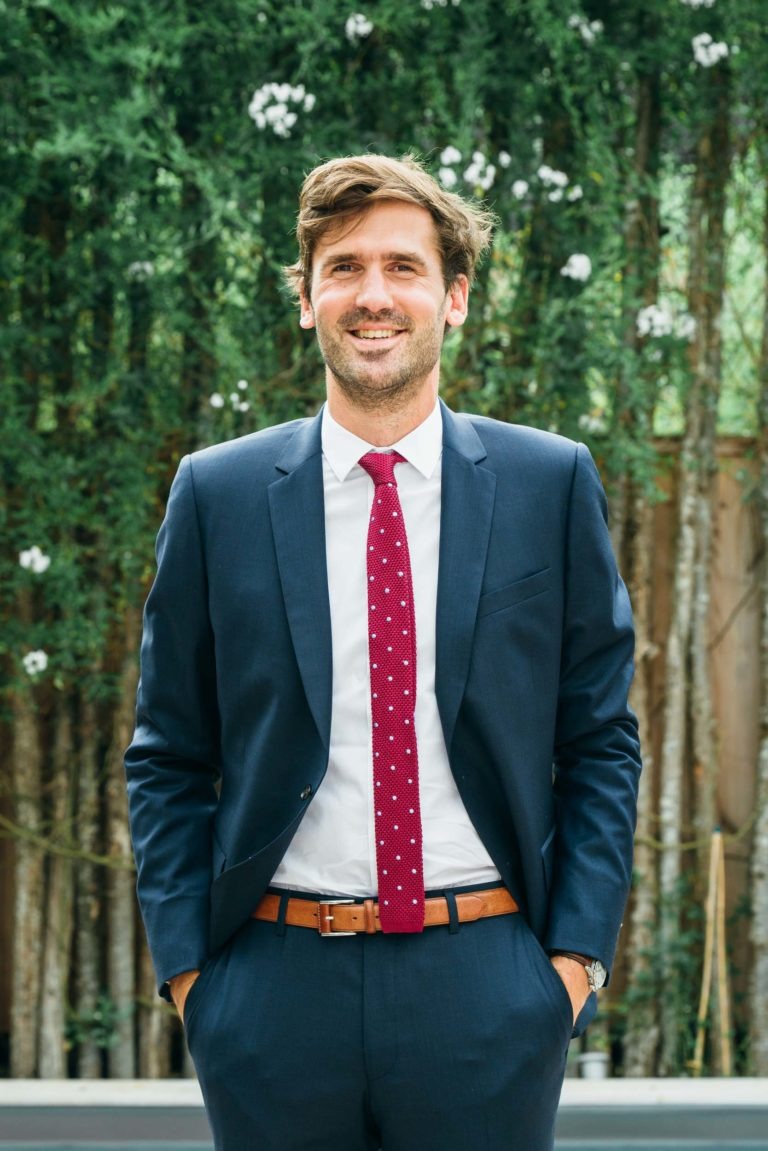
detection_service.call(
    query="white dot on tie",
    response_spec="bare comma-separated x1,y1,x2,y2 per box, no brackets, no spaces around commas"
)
396,855,401,860
398,571,403,577
376,779,381,784
377,499,382,504
370,575,374,581
373,663,378,668
387,616,392,622
392,795,397,800
393,512,398,517
397,885,402,891
384,900,389,905
412,899,418,905
405,719,410,725
387,647,393,653
389,735,394,741
394,825,399,830
409,808,414,814
383,869,388,875
385,587,390,593
373,692,378,698
380,840,384,845
403,660,409,665
380,529,385,534
371,633,376,638
382,558,388,564
406,749,411,755
408,778,413,784
396,541,401,547
401,601,406,607
404,690,409,695
388,706,394,711
402,629,408,635
412,868,417,874
410,839,415,844
388,675,393,681
391,765,396,770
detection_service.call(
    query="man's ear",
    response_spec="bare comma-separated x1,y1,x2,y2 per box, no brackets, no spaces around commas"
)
299,286,315,329
445,275,469,329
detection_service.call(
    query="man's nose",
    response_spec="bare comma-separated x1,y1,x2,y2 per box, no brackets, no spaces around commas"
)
355,266,393,312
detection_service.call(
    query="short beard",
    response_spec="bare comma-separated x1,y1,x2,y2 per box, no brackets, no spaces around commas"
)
316,308,444,413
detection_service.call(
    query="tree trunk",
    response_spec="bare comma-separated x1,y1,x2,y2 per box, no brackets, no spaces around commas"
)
105,608,141,1077
137,941,173,1078
10,682,44,1077
38,698,74,1077
657,62,730,1076
75,691,104,1078
622,497,660,1075
748,161,768,1076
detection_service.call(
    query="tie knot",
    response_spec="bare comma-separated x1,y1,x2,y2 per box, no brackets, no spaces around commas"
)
359,451,405,487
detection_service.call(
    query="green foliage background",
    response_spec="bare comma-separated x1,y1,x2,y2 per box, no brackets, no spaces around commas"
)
2,0,765,697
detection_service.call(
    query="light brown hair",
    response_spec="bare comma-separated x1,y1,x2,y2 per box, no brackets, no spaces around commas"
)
284,153,495,299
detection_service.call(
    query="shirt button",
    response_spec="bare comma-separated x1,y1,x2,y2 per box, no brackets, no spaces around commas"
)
300,786,312,800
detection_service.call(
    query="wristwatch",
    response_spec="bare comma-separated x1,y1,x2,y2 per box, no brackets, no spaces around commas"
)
550,951,607,992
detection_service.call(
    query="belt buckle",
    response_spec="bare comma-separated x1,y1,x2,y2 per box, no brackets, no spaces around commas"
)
317,899,356,937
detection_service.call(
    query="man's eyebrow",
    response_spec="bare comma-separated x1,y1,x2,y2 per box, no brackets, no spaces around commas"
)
318,250,430,271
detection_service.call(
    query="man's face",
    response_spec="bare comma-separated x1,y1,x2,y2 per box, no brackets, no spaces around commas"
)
299,201,468,413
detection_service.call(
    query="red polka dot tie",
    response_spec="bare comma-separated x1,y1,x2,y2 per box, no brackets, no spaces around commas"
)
359,451,425,933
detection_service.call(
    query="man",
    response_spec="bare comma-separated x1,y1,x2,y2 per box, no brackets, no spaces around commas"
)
126,154,641,1150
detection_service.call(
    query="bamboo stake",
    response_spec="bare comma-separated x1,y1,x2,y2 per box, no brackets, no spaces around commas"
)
715,831,732,1075
692,829,720,1076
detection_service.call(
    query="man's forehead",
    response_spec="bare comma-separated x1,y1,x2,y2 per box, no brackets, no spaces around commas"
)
314,200,440,258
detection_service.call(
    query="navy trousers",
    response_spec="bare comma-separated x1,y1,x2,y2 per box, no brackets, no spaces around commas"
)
184,899,573,1150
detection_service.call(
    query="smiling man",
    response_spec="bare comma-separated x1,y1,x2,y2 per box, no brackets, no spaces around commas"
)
126,154,641,1151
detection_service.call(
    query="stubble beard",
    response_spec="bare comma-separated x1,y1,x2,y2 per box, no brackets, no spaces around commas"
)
315,309,446,414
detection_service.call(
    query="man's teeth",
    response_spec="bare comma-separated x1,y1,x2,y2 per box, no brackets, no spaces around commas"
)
353,329,400,339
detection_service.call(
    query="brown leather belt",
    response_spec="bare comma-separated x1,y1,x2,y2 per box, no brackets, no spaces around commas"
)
252,886,519,937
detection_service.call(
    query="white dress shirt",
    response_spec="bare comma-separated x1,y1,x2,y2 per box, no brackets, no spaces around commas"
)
271,401,499,896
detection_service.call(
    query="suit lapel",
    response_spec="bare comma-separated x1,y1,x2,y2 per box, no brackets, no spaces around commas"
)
436,402,496,751
268,411,332,750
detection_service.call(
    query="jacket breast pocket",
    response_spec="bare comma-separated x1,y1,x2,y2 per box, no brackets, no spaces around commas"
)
476,567,551,620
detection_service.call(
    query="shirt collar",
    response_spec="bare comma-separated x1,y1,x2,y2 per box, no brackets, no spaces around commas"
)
321,401,443,482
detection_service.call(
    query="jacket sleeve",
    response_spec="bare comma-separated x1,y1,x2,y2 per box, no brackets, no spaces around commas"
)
125,455,220,997
543,443,642,975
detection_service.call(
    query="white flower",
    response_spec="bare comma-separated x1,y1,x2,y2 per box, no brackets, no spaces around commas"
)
463,154,496,191
637,304,674,338
438,167,458,188
238,401,250,412
636,303,696,341
498,151,511,168
567,184,583,201
568,14,603,45
23,650,48,676
578,412,607,434
675,313,697,340
560,253,592,281
345,13,374,42
19,545,51,574
209,393,225,409
512,179,529,199
127,261,154,280
248,82,316,137
229,393,240,406
537,164,569,188
692,32,729,67
548,188,564,202
440,145,462,166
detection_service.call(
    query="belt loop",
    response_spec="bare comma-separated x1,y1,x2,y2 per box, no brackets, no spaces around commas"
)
445,890,460,934
275,892,289,937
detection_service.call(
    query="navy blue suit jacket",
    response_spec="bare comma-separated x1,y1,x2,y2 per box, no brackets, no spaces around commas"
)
126,402,641,999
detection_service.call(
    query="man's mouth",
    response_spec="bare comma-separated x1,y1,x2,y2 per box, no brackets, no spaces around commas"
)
350,328,404,340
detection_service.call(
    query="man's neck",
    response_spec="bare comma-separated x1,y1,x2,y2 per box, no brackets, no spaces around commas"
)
326,381,439,447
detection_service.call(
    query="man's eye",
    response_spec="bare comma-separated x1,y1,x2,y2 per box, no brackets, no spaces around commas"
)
392,264,415,274
332,263,356,274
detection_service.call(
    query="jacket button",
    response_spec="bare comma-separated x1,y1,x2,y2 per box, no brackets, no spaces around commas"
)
300,786,312,800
